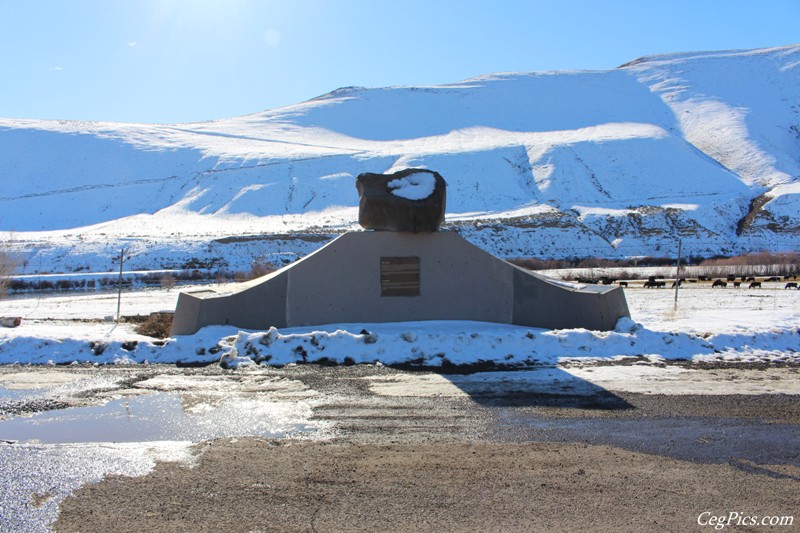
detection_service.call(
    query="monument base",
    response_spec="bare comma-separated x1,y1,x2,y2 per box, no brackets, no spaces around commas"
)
172,231,630,335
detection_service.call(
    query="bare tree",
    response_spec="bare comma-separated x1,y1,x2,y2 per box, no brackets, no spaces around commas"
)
0,239,17,299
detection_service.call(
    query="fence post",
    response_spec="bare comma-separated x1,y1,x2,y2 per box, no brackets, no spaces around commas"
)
116,248,124,323
673,239,682,313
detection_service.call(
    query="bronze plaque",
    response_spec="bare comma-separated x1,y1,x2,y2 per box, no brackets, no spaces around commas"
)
380,256,420,297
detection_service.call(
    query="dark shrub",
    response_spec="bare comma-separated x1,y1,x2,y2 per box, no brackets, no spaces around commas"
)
135,312,174,339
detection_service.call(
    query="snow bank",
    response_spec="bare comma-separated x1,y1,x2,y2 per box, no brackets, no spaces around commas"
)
0,318,796,367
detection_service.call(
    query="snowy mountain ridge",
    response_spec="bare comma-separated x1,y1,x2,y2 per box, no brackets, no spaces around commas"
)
0,44,798,273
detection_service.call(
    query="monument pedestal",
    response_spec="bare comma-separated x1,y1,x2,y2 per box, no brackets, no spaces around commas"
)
171,231,630,335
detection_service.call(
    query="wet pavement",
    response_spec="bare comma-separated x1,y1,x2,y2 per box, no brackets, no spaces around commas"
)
0,441,191,533
0,392,321,444
0,363,799,532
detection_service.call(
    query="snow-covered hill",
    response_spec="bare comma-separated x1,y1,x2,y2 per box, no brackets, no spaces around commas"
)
1,45,798,274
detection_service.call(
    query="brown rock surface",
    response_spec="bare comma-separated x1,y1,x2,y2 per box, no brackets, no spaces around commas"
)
356,168,446,232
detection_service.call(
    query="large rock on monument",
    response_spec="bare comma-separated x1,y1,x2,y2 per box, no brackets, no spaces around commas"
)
355,169,447,232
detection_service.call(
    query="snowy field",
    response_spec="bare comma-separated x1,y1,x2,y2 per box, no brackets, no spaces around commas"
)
0,282,797,367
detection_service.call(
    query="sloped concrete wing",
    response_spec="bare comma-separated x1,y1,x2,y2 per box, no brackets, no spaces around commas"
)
171,231,629,335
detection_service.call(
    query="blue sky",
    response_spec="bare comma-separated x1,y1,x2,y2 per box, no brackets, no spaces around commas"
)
1,0,798,124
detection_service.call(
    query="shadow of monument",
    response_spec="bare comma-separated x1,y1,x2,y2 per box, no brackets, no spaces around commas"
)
389,364,634,410
427,368,800,468
486,408,800,468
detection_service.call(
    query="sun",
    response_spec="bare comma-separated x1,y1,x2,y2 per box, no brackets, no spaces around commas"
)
151,0,253,34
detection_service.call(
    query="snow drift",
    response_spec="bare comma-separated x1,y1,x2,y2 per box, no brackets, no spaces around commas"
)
1,318,797,368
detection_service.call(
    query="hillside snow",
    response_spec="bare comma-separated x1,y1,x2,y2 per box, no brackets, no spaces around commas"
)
0,45,798,274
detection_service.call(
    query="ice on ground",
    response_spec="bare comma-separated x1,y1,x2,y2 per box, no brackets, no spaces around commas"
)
133,374,316,400
0,441,192,533
364,366,800,397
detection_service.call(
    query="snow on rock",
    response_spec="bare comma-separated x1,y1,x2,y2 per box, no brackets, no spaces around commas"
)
387,171,437,200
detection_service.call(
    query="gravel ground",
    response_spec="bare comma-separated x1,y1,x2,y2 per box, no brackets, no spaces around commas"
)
53,439,800,533
21,363,795,533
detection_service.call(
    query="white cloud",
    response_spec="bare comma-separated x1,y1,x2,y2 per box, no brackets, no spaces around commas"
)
50,66,63,72
262,29,280,47
128,41,137,47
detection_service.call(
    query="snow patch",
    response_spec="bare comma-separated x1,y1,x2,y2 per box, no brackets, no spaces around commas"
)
387,171,436,200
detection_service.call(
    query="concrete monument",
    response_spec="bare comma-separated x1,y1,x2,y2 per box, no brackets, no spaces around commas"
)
171,169,630,335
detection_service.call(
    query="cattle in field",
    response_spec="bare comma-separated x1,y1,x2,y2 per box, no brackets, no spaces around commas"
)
0,317,21,328
786,282,798,289
726,275,736,282
712,279,727,288
765,276,781,282
746,277,756,282
618,281,628,287
749,281,762,289
733,281,741,288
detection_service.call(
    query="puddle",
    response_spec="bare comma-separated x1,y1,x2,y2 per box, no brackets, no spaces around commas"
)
0,392,324,444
